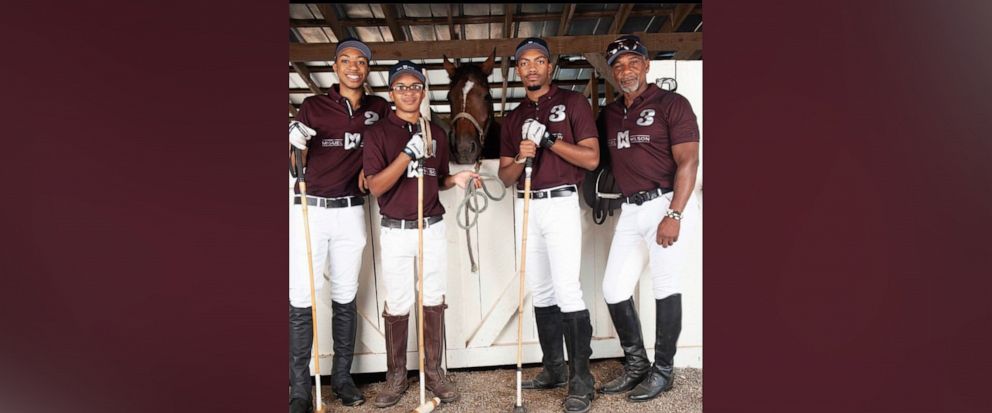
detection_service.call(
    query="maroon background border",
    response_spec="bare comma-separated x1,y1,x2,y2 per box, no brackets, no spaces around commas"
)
1,1,991,412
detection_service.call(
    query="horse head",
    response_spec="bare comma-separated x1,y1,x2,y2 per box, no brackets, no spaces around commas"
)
444,49,496,165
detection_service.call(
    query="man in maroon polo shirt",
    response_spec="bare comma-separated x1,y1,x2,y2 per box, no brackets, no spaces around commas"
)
497,37,601,413
363,60,478,408
288,38,389,411
596,34,701,403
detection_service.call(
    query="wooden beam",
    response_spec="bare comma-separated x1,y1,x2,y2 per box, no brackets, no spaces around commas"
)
583,52,619,92
379,4,407,42
291,8,694,29
661,4,696,33
314,4,347,41
289,102,298,118
291,59,594,73
290,32,703,62
290,62,322,95
605,78,615,105
447,4,458,40
499,4,514,117
608,4,635,34
290,79,591,95
549,4,577,73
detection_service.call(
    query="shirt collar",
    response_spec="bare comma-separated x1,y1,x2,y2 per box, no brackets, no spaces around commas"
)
327,84,367,107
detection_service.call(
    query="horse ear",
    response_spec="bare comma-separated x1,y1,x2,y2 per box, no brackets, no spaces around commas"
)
442,55,456,78
481,48,496,75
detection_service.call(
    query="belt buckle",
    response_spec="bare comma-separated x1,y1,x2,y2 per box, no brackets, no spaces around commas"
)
632,192,645,206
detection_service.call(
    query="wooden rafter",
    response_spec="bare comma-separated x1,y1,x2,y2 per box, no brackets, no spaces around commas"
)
498,4,514,117
290,79,591,95
582,52,619,92
549,4,577,74
289,102,298,118
380,4,407,42
447,4,458,40
588,74,599,119
608,4,635,34
291,59,595,73
661,4,695,33
315,4,347,41
290,62,322,95
290,32,702,61
291,8,697,29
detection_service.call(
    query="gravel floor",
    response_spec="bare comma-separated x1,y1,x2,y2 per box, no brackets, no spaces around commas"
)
313,359,702,413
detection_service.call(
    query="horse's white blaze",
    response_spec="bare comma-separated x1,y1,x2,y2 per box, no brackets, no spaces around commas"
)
461,80,474,112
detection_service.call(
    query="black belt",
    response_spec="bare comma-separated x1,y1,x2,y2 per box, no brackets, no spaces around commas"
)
516,185,577,199
293,195,365,208
623,188,672,206
381,216,443,229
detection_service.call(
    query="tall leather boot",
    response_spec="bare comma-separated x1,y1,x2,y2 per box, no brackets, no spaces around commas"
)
600,297,651,393
373,311,410,408
289,304,315,413
562,309,595,413
628,294,682,402
521,305,568,389
330,299,365,406
423,303,459,402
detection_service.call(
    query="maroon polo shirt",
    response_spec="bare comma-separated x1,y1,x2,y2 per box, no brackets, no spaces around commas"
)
363,112,450,220
295,85,390,198
500,85,599,190
600,84,699,195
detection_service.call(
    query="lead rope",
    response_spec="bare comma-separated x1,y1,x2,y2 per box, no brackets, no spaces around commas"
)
455,161,506,272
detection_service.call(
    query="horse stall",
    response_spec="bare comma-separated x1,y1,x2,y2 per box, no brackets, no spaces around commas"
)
288,3,704,374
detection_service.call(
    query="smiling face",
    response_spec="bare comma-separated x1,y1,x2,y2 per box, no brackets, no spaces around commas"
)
333,47,370,91
388,73,425,114
515,49,553,91
611,52,650,95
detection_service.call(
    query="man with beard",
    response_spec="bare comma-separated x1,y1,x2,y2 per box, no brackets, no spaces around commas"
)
288,38,390,411
363,60,479,408
497,37,600,413
596,34,701,403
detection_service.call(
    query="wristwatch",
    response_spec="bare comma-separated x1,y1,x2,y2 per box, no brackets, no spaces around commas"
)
665,209,683,221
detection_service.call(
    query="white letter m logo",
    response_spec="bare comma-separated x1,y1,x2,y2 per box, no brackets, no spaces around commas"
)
617,130,630,149
344,132,361,150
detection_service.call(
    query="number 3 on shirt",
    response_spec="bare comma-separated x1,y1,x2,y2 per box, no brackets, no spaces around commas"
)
548,105,566,122
636,109,655,126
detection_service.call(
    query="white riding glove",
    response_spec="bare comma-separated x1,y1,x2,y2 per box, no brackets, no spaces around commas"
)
289,120,316,150
521,119,546,146
403,132,426,160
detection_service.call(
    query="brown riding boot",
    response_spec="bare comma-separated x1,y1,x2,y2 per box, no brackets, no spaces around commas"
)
423,303,459,403
374,311,409,408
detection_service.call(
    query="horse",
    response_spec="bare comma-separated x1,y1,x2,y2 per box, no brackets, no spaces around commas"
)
442,50,502,165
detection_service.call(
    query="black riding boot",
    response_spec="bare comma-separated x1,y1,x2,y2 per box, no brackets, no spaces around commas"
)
562,309,595,413
331,299,365,406
521,305,568,389
628,294,682,402
289,304,315,413
600,297,651,394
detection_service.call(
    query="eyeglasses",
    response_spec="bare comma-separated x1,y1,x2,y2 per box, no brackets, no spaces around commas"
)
607,37,644,57
391,84,425,92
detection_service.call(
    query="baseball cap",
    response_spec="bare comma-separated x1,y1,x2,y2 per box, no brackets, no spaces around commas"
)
606,34,648,66
335,37,372,60
388,60,426,86
514,37,551,61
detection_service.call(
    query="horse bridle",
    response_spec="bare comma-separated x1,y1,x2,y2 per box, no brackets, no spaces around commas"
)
448,84,493,151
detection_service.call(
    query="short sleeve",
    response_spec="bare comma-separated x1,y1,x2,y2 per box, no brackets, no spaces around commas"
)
362,126,387,176
499,113,517,158
666,94,700,145
434,123,450,177
568,94,598,143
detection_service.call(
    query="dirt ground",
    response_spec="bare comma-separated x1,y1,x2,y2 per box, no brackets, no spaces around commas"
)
314,359,702,412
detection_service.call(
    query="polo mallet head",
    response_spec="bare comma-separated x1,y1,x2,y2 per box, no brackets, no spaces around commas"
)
410,397,441,413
